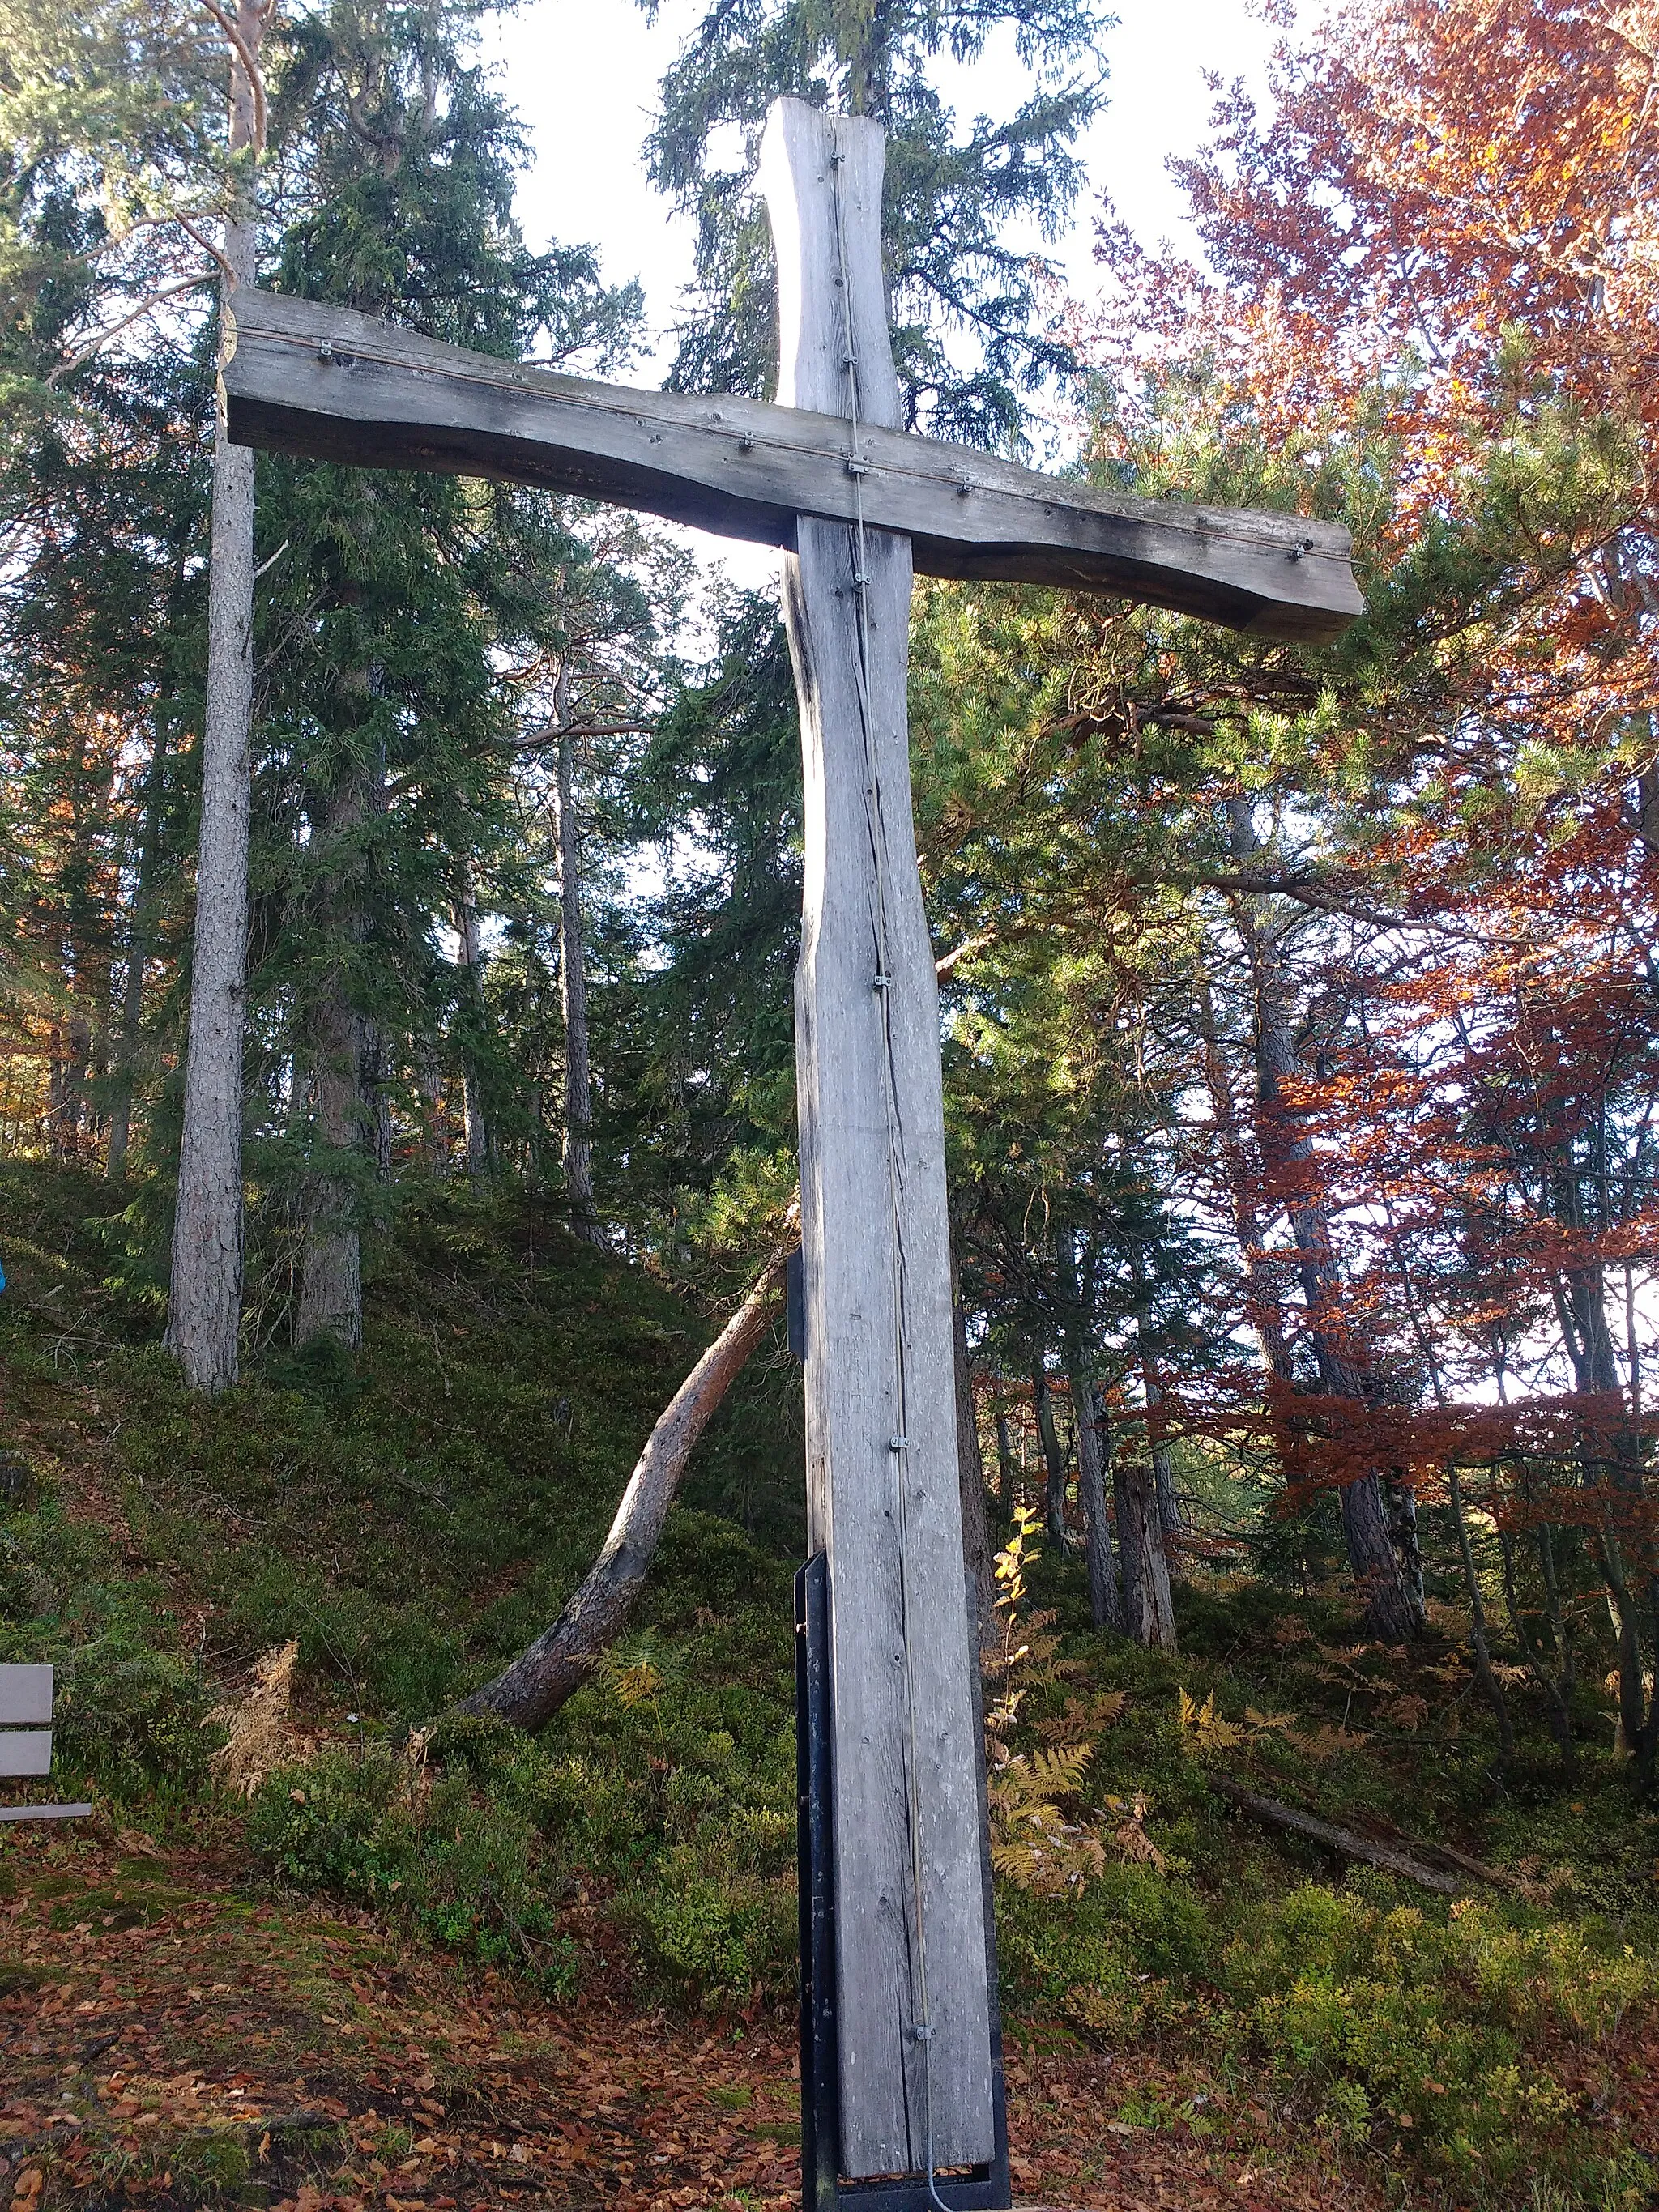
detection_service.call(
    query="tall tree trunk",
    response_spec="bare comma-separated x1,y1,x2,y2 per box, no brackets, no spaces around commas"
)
1073,1372,1122,1633
1197,964,1291,1385
994,1397,1016,1518
1546,1117,1658,1769
165,0,272,1390
108,711,169,1178
363,1021,394,1180
1147,1370,1182,1545
1115,1445,1177,1651
295,771,367,1349
1034,1366,1068,1548
50,1003,91,1158
1128,1242,1183,1555
295,980,364,1348
453,865,488,1176
458,1248,788,1730
1227,800,1419,1641
418,1049,449,1174
1446,1461,1515,1760
552,709,601,1242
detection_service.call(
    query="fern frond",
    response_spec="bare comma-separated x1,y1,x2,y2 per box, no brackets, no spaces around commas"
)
1029,1744,1091,1794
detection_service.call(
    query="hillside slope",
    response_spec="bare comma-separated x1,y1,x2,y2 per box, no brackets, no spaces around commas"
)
2,1161,1657,2212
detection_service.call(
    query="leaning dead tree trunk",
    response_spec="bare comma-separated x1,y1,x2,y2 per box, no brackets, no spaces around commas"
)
457,1247,790,1731
165,0,277,1390
1211,1780,1471,1896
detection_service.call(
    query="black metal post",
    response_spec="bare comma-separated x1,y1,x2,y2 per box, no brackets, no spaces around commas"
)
795,1554,1012,2212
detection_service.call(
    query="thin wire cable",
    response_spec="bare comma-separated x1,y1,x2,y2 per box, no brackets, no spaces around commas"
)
826,132,953,2212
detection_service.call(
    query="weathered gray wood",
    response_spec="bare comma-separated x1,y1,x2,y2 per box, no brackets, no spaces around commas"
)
224,291,1361,644
762,96,995,2180
0,1664,53,1725
0,1804,92,1822
0,1731,53,1778
165,0,270,1392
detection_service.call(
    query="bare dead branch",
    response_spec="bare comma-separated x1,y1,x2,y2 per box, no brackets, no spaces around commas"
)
46,275,215,386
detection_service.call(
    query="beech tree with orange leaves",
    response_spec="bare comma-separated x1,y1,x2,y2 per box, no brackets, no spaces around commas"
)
910,0,1659,1736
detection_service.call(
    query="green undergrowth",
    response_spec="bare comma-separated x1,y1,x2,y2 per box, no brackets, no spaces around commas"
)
1,1159,1657,2208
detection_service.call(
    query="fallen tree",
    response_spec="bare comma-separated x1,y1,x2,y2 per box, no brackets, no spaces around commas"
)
1211,1779,1509,1897
455,1242,791,1732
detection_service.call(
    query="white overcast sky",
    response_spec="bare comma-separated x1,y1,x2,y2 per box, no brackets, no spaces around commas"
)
480,0,1282,587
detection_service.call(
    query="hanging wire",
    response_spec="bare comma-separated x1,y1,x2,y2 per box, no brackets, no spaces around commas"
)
826,131,953,2212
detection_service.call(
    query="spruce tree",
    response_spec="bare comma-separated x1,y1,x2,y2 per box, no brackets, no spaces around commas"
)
249,0,638,1344
642,0,1110,447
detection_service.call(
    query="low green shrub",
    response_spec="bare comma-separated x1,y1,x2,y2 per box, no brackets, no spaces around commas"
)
0,1488,219,1802
1217,1884,1653,2195
999,1861,1217,2039
248,1747,577,1994
248,1747,418,1905
621,1852,795,2006
53,1633,220,1800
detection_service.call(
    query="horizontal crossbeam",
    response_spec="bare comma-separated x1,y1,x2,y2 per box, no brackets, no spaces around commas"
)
225,291,1363,645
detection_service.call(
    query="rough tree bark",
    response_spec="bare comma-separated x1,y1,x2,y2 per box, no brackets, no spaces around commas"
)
1115,1443,1177,1652
1073,1372,1122,1633
165,0,275,1389
457,1249,789,1729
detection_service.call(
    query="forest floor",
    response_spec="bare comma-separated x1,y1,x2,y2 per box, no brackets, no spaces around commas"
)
2,1161,1658,2212
2,1824,1397,2212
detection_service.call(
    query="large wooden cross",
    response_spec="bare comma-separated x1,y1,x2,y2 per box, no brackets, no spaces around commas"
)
226,96,1358,2195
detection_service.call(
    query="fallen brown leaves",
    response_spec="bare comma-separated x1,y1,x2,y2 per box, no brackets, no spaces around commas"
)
9,1825,1645,2212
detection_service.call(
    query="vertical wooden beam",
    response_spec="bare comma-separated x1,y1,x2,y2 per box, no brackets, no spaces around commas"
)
760,97,996,2180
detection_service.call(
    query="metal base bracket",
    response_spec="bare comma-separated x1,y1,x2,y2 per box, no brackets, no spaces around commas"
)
795,1554,1011,2212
